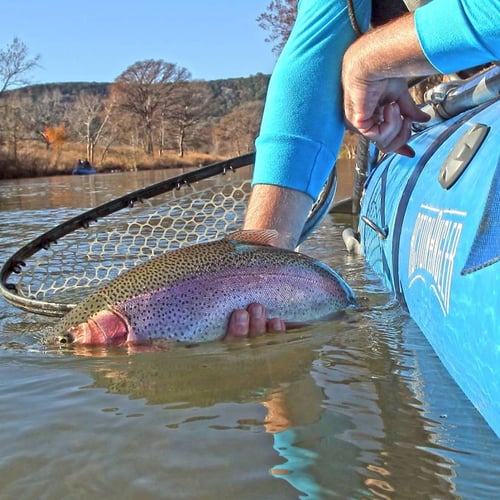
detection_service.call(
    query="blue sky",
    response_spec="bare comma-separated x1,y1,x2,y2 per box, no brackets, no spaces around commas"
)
2,0,278,85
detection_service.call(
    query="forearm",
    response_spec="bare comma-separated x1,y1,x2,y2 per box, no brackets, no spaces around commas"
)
242,185,312,250
347,0,500,83
343,13,436,85
342,2,499,150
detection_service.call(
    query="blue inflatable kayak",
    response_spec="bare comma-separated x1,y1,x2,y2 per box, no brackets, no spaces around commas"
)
359,66,500,437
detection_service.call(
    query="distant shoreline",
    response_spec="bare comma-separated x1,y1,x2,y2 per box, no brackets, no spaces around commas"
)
0,150,222,181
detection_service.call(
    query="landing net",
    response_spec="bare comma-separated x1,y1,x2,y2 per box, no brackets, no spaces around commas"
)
0,153,336,317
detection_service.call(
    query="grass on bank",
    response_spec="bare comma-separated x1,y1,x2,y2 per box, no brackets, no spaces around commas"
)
0,141,221,179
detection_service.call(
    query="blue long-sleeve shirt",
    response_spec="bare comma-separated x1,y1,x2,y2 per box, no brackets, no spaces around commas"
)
415,0,500,73
252,0,500,201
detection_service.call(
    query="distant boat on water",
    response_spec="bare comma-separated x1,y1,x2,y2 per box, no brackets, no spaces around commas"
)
72,159,96,175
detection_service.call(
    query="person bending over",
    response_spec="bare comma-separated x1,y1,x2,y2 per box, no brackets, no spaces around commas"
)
225,0,500,339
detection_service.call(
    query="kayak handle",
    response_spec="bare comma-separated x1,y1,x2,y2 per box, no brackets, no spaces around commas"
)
361,216,388,239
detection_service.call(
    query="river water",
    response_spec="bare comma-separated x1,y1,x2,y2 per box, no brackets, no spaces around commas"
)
1,164,500,499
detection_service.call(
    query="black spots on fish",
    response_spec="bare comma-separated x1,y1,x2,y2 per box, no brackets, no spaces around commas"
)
117,276,220,342
55,236,355,344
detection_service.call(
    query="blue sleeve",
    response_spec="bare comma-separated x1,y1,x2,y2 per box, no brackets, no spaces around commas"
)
252,0,371,201
414,0,500,74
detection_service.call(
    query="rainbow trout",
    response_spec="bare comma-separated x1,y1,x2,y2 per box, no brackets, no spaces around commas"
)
55,231,356,346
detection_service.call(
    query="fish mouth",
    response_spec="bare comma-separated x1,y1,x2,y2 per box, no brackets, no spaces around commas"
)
59,309,134,346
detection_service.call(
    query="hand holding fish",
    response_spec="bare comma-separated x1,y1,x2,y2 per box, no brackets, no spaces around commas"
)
224,303,286,339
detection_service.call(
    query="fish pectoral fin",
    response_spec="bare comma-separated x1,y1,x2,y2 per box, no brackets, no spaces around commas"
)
226,229,281,246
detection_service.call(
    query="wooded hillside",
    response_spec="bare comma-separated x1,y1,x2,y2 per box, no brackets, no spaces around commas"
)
0,73,271,178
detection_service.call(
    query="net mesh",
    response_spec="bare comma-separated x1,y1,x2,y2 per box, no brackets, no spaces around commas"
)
8,166,253,309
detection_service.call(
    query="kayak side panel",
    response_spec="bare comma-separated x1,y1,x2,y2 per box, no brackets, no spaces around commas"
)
360,98,500,437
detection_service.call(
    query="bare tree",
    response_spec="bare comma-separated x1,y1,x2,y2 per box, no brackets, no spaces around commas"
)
0,102,23,161
257,0,298,55
212,101,264,156
110,60,191,155
0,37,40,94
164,82,211,157
67,91,113,163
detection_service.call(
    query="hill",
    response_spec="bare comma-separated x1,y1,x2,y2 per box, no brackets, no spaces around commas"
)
0,74,271,178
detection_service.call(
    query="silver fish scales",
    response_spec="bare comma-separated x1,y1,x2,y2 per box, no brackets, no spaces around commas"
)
55,232,356,345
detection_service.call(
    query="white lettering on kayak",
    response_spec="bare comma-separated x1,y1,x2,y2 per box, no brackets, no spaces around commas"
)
408,204,466,316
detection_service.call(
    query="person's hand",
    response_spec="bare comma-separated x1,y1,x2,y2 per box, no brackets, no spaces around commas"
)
342,74,429,157
341,13,432,156
224,303,286,340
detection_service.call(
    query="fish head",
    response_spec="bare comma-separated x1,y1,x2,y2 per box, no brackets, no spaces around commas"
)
58,309,134,346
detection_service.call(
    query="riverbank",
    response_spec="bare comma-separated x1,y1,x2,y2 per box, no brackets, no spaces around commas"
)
0,142,222,180
0,132,359,180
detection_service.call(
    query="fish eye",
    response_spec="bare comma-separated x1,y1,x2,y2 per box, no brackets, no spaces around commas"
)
57,333,73,345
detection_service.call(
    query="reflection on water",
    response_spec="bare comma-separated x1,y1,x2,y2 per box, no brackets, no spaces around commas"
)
0,160,355,212
0,168,193,211
1,167,500,499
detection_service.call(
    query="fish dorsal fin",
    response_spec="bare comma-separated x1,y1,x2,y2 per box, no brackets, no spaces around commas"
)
226,229,280,246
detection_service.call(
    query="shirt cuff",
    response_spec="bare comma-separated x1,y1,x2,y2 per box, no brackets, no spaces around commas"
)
252,134,337,201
